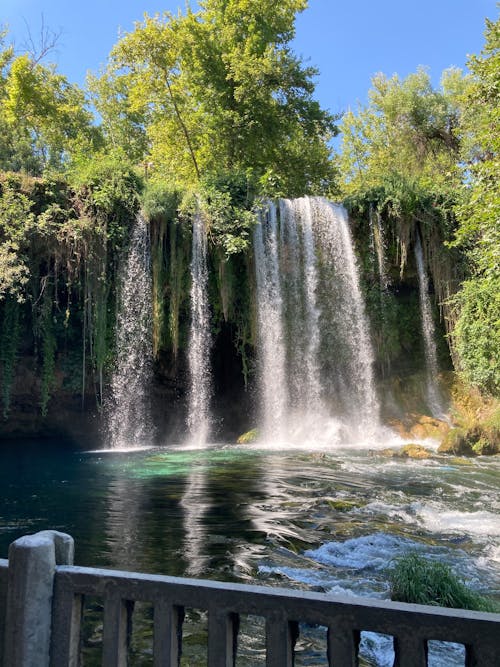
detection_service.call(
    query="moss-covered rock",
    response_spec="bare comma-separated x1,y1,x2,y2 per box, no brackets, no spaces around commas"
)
450,456,474,466
438,424,499,456
237,428,259,444
379,448,398,457
388,414,449,441
326,499,364,511
399,444,434,459
377,444,434,459
438,428,473,456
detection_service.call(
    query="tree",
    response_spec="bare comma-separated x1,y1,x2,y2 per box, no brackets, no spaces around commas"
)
452,15,500,395
339,67,465,197
92,0,337,194
0,28,99,174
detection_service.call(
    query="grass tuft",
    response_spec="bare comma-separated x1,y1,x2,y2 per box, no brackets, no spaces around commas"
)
389,553,498,612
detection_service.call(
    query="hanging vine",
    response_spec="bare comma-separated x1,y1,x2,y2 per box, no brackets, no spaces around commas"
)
39,281,56,416
0,297,21,418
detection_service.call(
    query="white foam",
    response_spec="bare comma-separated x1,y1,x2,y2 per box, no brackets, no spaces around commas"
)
305,532,419,571
417,507,500,538
481,544,500,564
85,446,153,454
360,499,500,541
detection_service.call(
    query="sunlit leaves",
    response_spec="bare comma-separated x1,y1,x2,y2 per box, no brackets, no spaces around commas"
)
339,67,465,195
92,1,337,195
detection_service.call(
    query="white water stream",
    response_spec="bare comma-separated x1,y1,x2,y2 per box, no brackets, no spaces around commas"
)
254,203,288,440
186,213,212,446
254,197,381,444
414,233,445,418
107,214,153,449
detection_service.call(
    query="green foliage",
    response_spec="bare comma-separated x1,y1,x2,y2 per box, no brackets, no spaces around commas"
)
39,286,56,416
340,68,465,197
0,31,99,175
93,0,337,194
141,181,180,222
0,296,20,417
451,16,500,396
390,552,497,612
0,181,35,298
199,172,257,256
451,277,500,395
69,151,142,246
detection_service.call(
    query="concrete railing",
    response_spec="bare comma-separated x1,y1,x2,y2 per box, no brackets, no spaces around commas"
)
1,531,499,666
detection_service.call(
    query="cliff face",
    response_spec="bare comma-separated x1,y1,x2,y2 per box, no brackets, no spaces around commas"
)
0,176,454,446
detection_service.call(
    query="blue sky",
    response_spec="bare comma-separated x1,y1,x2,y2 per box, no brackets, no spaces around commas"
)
2,0,498,117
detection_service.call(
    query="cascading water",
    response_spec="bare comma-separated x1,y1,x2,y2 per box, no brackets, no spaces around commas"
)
279,199,305,407
186,214,212,446
312,199,380,434
414,233,444,418
253,203,288,440
254,197,380,444
107,214,153,449
296,198,323,412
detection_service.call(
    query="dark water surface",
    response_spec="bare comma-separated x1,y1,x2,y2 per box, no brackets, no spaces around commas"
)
1,440,499,665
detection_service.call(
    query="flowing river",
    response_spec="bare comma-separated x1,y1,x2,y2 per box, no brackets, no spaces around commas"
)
1,439,499,665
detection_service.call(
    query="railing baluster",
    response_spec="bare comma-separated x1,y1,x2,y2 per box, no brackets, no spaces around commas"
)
465,642,498,667
327,625,360,666
265,614,298,667
102,593,133,667
50,587,83,667
208,610,239,667
393,636,427,667
0,560,8,666
153,601,184,667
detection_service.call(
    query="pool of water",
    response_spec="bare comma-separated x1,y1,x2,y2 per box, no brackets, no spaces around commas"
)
1,439,499,664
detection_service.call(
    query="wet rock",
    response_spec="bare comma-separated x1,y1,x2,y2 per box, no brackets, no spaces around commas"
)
388,414,449,441
326,499,364,511
398,443,434,459
236,428,259,444
376,444,433,459
379,448,398,457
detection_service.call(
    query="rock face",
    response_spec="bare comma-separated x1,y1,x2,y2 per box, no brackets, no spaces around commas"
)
388,414,449,441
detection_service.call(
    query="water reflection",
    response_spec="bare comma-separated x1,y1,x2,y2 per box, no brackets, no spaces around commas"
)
1,443,499,665
104,477,146,571
180,465,210,576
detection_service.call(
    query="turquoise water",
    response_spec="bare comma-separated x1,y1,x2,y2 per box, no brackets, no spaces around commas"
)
1,440,499,664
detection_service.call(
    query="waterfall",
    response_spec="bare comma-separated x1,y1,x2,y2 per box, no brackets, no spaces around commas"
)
254,197,380,444
279,199,304,407
295,198,323,412
186,214,212,446
414,233,444,417
253,203,288,440
107,214,153,449
312,199,380,434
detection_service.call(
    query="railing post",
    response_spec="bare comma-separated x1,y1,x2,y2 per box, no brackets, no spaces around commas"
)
0,559,8,666
3,531,74,667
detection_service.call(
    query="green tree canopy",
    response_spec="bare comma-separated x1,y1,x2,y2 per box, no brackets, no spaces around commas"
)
452,15,500,395
339,67,466,198
91,0,338,195
0,28,99,175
